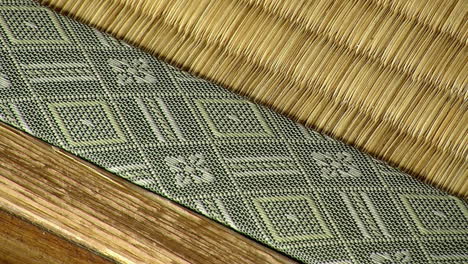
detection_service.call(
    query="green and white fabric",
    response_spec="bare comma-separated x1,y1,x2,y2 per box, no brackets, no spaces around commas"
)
0,1,467,263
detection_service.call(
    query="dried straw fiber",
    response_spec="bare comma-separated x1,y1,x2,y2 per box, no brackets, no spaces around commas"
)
39,0,468,196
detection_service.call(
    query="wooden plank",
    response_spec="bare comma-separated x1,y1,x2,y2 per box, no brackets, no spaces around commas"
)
0,209,114,264
0,122,295,264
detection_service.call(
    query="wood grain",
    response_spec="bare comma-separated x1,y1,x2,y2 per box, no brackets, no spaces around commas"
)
0,122,295,264
0,209,114,264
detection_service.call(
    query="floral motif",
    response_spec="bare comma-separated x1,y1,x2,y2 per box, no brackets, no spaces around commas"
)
311,151,362,179
108,58,156,85
165,154,214,187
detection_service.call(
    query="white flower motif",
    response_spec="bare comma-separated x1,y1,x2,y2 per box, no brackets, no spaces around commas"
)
108,58,156,85
165,154,214,187
311,151,362,179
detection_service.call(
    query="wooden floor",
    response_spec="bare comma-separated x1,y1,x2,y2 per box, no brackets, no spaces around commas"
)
0,209,114,264
0,122,295,264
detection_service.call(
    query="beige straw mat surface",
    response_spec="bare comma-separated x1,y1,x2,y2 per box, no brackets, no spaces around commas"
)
39,0,467,197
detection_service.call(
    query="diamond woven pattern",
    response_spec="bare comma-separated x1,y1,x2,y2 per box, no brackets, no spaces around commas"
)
0,1,467,263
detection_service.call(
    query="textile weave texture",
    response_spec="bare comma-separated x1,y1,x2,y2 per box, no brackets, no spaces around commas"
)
37,0,468,196
0,1,467,263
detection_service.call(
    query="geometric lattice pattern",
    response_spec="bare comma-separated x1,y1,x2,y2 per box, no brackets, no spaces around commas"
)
253,196,333,242
0,1,466,263
49,101,126,146
0,6,70,44
196,99,273,138
401,195,468,235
